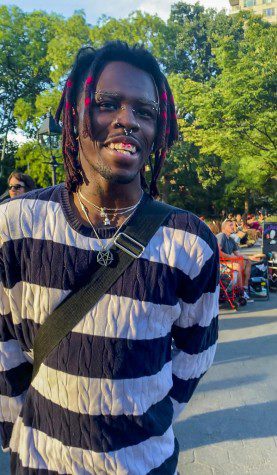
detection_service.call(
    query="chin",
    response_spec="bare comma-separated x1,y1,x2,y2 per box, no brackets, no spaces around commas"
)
109,172,140,185
96,163,140,185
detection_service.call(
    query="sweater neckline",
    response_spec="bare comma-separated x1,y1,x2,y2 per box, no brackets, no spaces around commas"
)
59,183,145,239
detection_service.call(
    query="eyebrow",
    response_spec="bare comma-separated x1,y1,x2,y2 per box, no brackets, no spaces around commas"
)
93,90,159,108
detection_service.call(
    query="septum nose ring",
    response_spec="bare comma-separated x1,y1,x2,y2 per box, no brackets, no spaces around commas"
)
124,127,132,136
115,121,133,136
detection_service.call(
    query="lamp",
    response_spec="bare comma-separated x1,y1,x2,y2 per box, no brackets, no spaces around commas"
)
37,110,62,186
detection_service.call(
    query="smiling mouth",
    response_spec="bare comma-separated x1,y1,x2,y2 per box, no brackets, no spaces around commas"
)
105,142,138,157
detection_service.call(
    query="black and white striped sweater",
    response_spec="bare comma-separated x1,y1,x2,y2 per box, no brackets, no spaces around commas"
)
0,185,219,474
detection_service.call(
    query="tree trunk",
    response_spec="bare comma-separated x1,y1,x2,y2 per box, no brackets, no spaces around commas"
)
162,174,170,203
244,195,249,214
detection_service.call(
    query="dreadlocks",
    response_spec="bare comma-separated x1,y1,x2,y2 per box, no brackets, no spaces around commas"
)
55,41,178,197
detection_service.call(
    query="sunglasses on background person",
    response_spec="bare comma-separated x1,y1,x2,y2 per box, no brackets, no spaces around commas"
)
8,184,26,191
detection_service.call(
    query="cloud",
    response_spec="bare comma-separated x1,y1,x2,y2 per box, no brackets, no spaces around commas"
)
138,0,229,20
138,0,175,20
0,0,230,24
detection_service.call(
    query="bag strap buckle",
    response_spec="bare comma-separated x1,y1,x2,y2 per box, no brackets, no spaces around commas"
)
114,232,145,258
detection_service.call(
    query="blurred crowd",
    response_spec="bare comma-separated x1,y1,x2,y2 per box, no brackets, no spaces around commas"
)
206,212,265,247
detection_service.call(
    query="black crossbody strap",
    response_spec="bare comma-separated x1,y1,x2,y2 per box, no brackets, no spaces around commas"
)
32,195,173,380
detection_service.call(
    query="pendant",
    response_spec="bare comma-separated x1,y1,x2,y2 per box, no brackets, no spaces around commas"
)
100,208,106,217
97,249,114,266
100,207,110,226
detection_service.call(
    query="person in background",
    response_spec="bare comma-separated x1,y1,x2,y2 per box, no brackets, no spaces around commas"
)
247,213,262,237
217,220,263,299
8,171,36,198
236,213,243,227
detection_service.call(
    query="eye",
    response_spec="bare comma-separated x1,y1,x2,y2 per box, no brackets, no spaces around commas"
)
136,107,157,119
97,101,118,111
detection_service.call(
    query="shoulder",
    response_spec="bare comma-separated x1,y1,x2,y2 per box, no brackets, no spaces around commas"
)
216,232,225,242
161,204,218,253
0,185,63,243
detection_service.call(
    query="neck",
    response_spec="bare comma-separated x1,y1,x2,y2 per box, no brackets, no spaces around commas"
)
71,177,144,229
78,176,143,209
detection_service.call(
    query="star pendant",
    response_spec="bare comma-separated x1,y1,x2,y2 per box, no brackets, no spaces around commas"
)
97,249,114,266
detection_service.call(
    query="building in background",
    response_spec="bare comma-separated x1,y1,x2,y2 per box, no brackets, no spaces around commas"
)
229,0,276,23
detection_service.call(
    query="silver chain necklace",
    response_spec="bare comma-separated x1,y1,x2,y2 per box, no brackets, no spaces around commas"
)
77,192,138,266
78,189,143,226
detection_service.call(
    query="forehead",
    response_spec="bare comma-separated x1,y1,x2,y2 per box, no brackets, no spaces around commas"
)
95,61,158,103
9,176,24,185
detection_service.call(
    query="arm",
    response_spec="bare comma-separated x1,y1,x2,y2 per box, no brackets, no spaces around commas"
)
169,233,219,420
0,219,33,451
219,247,233,259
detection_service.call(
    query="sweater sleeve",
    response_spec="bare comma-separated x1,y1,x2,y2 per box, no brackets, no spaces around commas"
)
0,231,32,451
169,231,219,420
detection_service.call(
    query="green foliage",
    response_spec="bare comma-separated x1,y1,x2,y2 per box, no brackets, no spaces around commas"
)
0,4,275,215
174,14,277,213
0,139,18,194
47,10,91,84
0,6,56,133
165,2,244,79
15,141,65,188
90,11,168,63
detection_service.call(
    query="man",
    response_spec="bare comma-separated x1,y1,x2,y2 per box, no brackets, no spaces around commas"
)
0,42,219,474
217,219,261,298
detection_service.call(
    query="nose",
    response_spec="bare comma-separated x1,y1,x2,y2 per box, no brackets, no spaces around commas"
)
113,105,140,132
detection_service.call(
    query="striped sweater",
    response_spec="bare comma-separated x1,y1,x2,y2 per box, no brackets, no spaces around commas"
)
0,185,219,474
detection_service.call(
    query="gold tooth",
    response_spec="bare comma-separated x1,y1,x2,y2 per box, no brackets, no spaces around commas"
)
108,143,136,153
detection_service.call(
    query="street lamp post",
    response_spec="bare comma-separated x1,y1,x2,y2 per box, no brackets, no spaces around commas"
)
37,111,62,186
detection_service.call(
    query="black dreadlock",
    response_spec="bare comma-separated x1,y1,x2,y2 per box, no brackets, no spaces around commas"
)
55,41,178,197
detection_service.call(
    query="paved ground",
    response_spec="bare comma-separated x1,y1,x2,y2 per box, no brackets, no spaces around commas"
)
176,292,277,475
1,287,276,474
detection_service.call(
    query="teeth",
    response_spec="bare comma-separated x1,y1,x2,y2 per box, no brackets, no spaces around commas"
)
107,142,137,154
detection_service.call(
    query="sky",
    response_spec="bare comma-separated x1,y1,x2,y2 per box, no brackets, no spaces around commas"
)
1,0,230,23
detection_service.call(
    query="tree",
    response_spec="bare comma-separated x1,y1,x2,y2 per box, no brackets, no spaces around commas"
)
15,141,65,188
46,10,91,85
176,13,277,212
13,10,91,133
0,6,58,174
164,1,245,80
0,138,18,194
90,11,168,63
